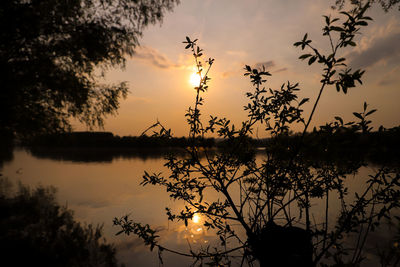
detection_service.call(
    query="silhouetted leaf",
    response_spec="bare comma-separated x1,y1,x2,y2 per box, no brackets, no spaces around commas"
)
308,56,317,65
299,98,309,106
355,21,368,26
324,15,330,25
335,116,343,124
353,112,363,119
299,54,312,60
366,109,377,116
330,26,344,31
336,83,341,92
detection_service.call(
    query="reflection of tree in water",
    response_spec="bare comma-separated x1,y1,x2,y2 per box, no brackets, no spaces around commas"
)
27,147,189,163
0,179,120,266
0,133,14,169
25,132,216,162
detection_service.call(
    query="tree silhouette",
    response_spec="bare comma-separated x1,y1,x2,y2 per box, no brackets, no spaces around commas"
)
0,0,179,141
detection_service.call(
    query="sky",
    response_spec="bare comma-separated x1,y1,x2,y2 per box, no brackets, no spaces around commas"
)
76,0,400,137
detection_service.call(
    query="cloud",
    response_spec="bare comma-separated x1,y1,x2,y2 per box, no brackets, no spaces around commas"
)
132,46,181,69
254,61,288,74
348,31,400,69
274,67,288,73
378,66,400,86
221,71,237,78
254,60,275,69
220,60,287,78
225,50,247,57
76,200,110,209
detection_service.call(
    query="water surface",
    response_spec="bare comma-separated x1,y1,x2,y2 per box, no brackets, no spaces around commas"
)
1,148,397,266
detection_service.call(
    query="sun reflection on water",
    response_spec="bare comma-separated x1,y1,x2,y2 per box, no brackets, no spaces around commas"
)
174,213,211,245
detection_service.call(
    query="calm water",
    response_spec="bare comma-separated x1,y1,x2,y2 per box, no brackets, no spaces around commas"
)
1,148,397,266
2,148,224,267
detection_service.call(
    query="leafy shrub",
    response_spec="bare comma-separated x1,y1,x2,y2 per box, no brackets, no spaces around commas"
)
114,3,400,266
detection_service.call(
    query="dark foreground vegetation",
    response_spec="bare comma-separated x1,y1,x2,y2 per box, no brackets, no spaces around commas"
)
0,178,120,267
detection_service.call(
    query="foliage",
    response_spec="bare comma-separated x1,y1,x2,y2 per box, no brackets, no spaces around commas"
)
114,3,400,267
0,0,179,141
0,178,120,267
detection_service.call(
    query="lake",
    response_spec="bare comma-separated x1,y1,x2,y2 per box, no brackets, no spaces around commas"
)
1,148,398,266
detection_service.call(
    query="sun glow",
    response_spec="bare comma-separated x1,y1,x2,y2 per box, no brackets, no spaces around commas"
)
189,71,201,87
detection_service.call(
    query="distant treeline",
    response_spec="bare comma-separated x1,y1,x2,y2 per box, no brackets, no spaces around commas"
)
26,127,400,163
28,131,216,148
264,126,400,163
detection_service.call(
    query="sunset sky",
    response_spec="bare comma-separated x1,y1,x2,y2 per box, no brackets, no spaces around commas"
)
79,0,400,137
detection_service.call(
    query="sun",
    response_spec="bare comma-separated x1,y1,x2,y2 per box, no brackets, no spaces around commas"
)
192,213,201,224
189,71,201,87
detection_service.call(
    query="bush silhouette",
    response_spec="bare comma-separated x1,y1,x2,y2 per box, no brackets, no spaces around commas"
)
114,3,400,266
